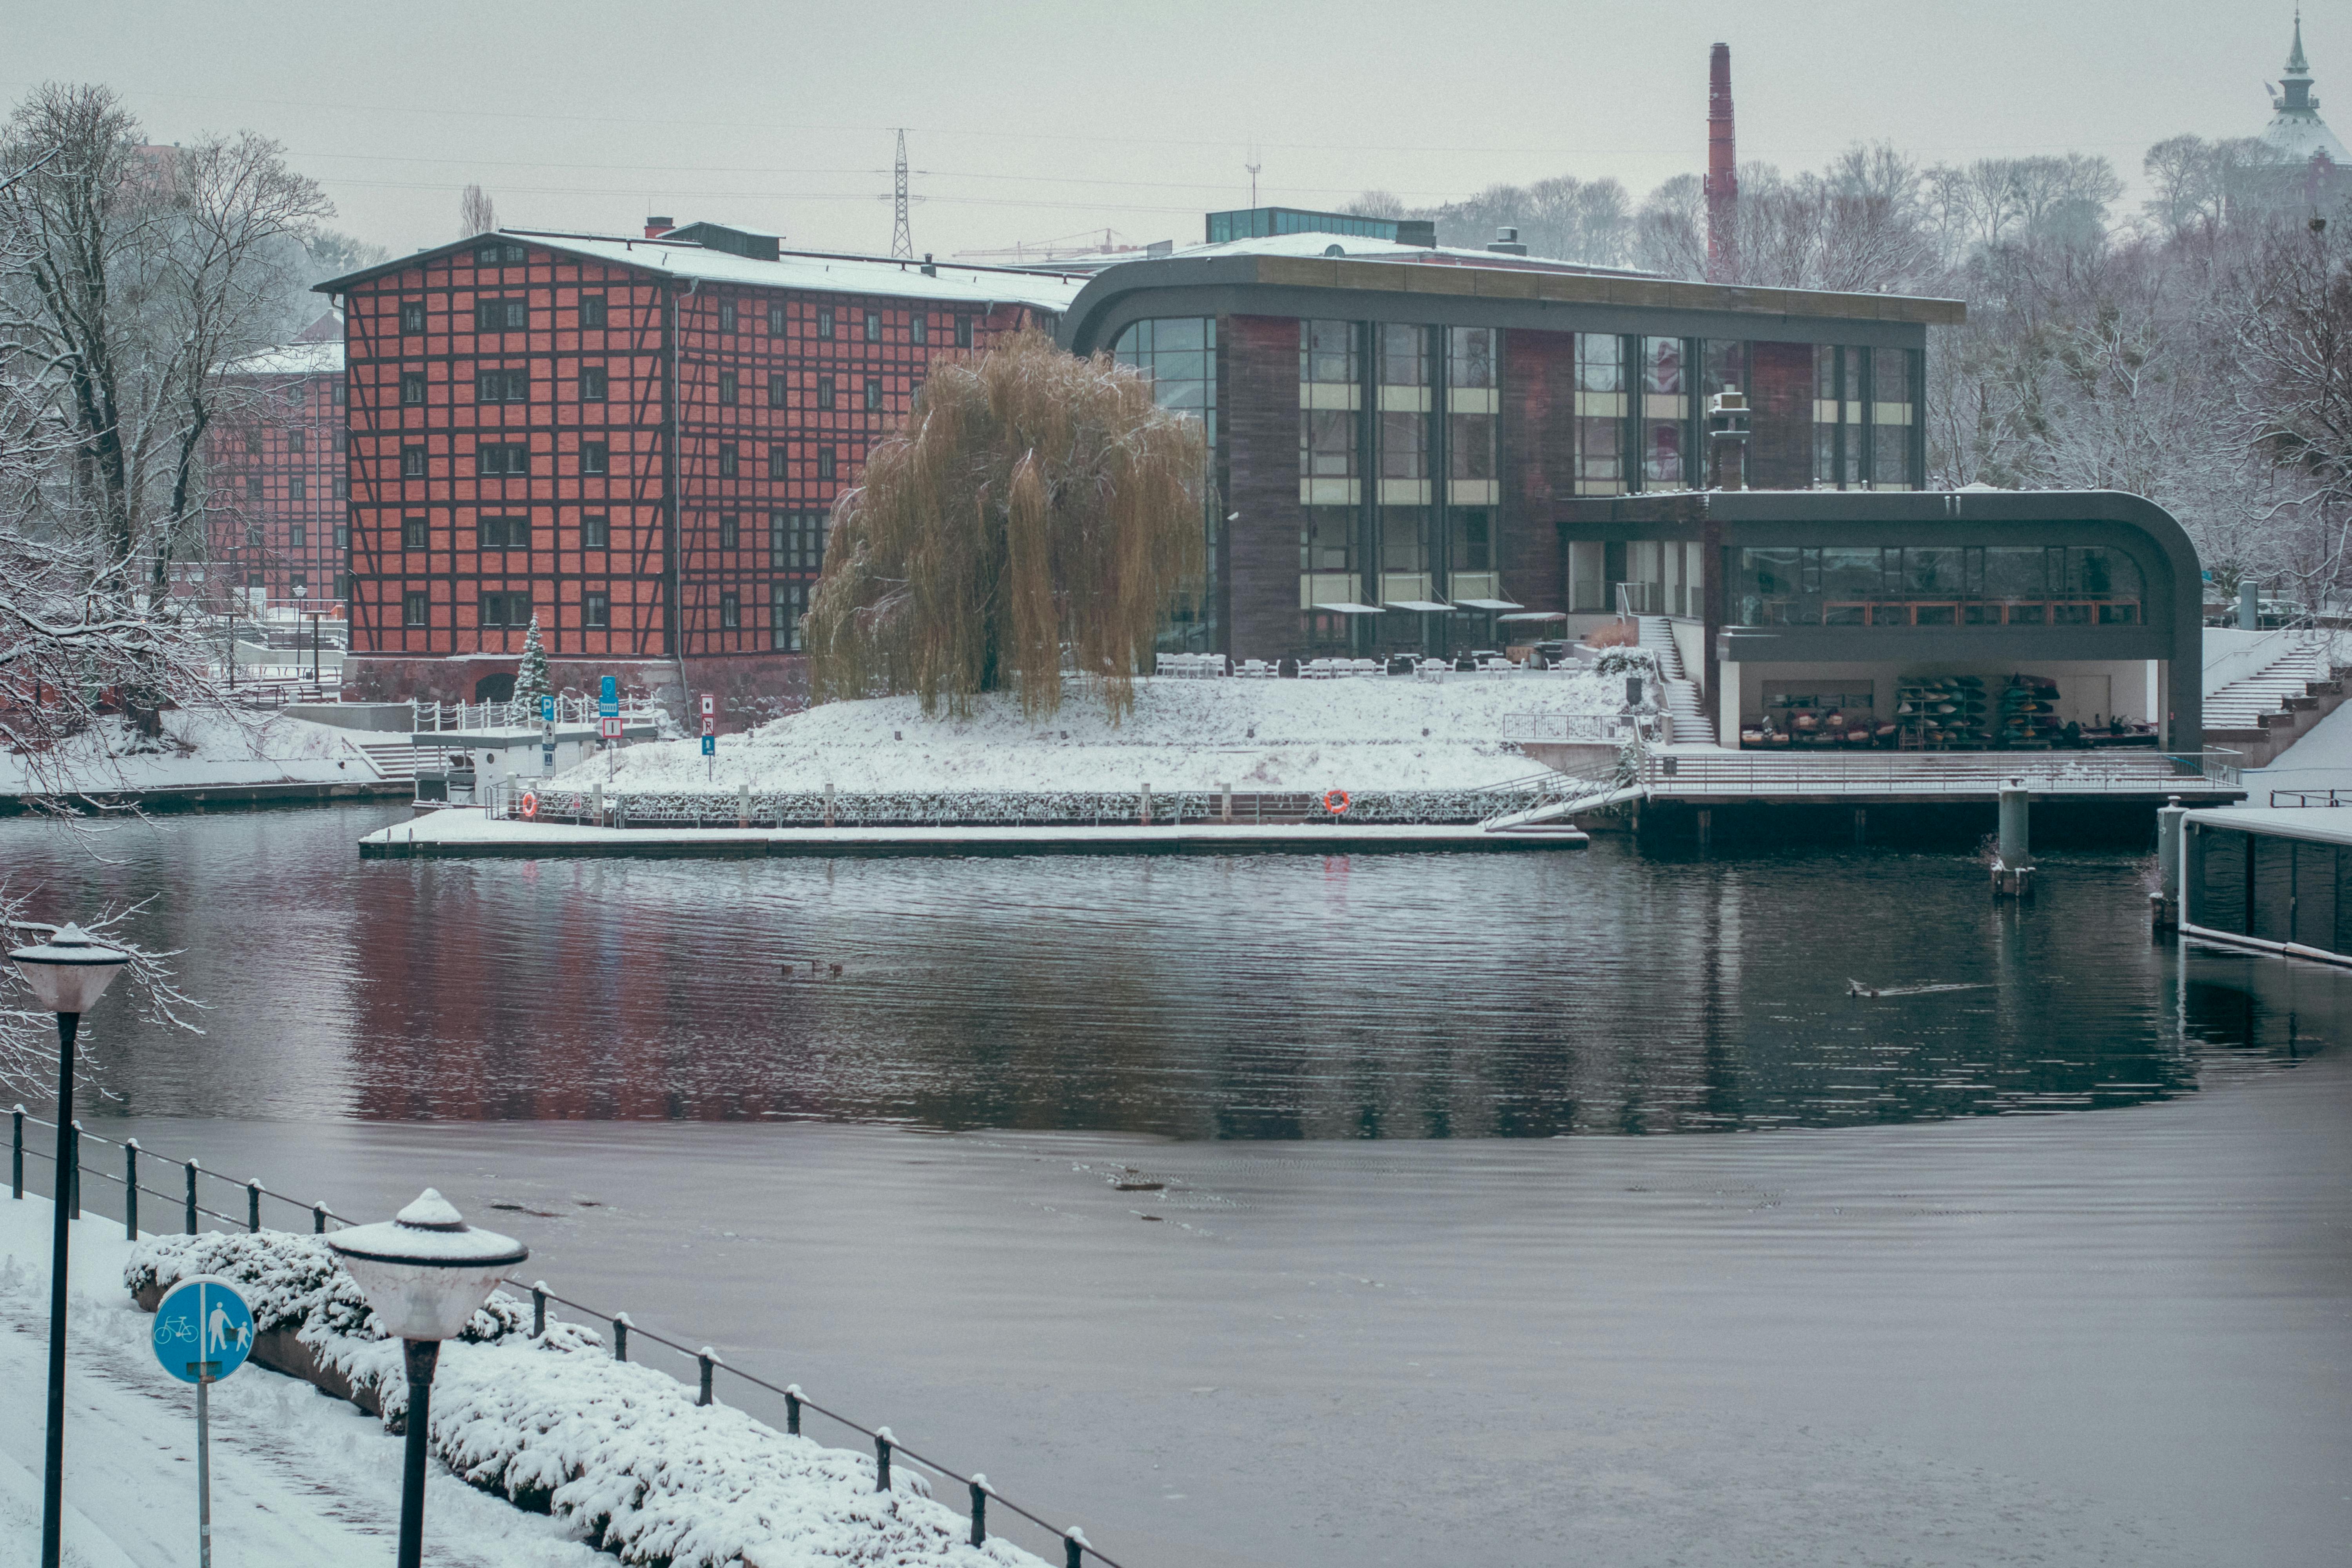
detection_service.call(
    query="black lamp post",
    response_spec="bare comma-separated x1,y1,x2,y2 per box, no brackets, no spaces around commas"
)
10,924,130,1568
327,1191,527,1568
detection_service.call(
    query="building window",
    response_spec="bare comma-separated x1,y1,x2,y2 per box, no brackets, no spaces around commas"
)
580,365,607,401
718,442,739,478
719,299,737,334
334,572,350,599
290,523,308,555
334,430,348,452
401,372,426,406
1573,334,1627,496
580,293,607,329
773,581,807,650
245,523,263,546
955,315,973,348
243,427,261,454
334,524,349,548
817,446,835,481
244,475,263,501
332,381,345,405
817,307,835,339
334,477,348,499
475,298,528,333
585,591,610,628
403,590,429,626
911,313,927,347
863,378,882,411
479,591,530,627
581,441,608,475
1639,337,1687,489
864,310,880,343
582,512,610,548
817,376,835,410
1815,345,1864,489
399,301,425,334
288,429,306,456
1870,347,1917,490
718,370,738,405
768,446,787,479
402,445,426,477
719,514,739,550
773,510,825,571
289,475,306,501
478,515,528,550
720,591,740,629
768,303,786,336
768,373,787,408
402,514,428,549
477,368,528,402
477,443,529,476
474,241,526,266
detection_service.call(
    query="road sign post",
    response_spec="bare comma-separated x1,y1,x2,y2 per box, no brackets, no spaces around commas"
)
599,677,621,775
153,1277,253,1568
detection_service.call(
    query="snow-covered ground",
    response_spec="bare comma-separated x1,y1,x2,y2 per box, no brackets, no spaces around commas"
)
0,711,374,799
599,675,1621,795
0,1196,1043,1568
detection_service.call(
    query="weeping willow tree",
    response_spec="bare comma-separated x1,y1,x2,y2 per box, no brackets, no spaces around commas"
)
805,330,1208,720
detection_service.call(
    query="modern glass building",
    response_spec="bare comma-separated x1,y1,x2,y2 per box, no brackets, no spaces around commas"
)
1062,217,2205,750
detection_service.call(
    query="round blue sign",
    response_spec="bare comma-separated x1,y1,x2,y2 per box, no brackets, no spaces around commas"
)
152,1276,255,1384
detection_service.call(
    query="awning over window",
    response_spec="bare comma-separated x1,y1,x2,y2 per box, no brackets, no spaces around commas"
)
1452,598,1524,611
1498,611,1569,622
1311,602,1386,615
1385,599,1452,613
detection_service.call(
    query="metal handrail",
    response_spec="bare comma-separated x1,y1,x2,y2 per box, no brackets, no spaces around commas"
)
7,1109,1120,1568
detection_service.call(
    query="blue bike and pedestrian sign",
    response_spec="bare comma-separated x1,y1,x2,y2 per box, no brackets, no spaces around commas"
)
152,1276,253,1568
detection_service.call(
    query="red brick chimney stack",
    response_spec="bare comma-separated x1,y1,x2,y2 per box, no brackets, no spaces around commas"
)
1705,43,1738,282
644,216,675,240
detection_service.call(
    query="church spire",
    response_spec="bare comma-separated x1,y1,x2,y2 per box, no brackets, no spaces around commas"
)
2289,8,2310,75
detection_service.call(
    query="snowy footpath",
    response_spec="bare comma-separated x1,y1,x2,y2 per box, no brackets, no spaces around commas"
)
0,1197,1043,1568
0,1195,599,1568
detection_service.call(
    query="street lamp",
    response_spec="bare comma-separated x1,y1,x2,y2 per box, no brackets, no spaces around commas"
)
10,923,130,1568
327,1190,527,1568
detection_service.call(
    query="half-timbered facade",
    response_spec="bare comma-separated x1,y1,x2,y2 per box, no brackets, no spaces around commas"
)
202,313,349,615
316,225,1083,710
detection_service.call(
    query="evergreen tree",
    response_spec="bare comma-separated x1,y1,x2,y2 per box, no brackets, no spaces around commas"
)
513,614,552,714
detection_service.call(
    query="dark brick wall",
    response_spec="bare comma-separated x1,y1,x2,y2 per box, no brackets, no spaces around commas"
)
1224,314,1303,658
1503,329,1573,613
1749,340,1813,490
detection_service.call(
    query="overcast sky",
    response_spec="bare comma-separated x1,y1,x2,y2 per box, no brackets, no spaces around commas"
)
0,0,2325,260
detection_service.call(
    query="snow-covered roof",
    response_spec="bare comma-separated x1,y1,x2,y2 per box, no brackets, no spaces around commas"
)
217,339,344,377
315,229,1090,316
1055,228,1653,280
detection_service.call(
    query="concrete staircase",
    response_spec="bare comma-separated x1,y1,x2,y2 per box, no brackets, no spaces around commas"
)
1636,617,1714,745
348,739,424,782
2203,637,2351,767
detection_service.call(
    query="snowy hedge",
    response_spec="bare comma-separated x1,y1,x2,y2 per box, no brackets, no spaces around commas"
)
128,1232,1044,1568
517,782,1553,829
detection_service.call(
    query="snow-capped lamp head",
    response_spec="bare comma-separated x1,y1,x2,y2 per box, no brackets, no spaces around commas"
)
326,1189,529,1342
9,923,130,1015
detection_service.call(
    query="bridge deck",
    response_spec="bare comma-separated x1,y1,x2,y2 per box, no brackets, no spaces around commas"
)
1643,748,2243,804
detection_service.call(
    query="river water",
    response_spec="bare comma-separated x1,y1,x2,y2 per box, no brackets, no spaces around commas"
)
4,805,2347,1566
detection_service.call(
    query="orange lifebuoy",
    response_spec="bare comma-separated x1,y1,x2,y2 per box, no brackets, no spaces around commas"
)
1323,789,1351,815
520,790,539,820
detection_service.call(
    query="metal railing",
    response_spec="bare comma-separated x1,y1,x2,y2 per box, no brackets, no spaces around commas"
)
2270,788,2352,807
412,696,664,733
1503,711,1661,745
7,1108,1122,1568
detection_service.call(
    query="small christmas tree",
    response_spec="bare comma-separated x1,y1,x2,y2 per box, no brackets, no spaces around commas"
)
513,613,552,715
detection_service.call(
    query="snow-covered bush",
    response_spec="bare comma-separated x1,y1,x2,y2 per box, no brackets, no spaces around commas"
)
1590,647,1661,680
127,1231,1042,1567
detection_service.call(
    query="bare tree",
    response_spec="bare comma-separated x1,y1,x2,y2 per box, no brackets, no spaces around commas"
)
460,183,497,236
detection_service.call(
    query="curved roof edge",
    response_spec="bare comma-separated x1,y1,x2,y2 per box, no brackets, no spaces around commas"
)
1058,253,1965,356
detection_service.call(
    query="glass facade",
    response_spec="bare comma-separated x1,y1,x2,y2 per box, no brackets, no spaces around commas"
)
1207,207,1403,244
1641,337,1688,488
1574,334,1626,495
1112,316,1221,648
1447,327,1499,599
1814,345,1918,490
1729,545,2144,627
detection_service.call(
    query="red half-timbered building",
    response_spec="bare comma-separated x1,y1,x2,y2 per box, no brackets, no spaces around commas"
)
316,224,1083,713
201,310,350,616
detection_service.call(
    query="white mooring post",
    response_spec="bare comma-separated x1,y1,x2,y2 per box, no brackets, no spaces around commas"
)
824,781,836,827
1994,782,2035,901
592,781,604,826
2154,793,2187,933
1221,780,1232,822
1140,782,1152,826
737,782,750,828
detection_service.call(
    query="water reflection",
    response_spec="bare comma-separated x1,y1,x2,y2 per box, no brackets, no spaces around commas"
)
0,806,2319,1133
